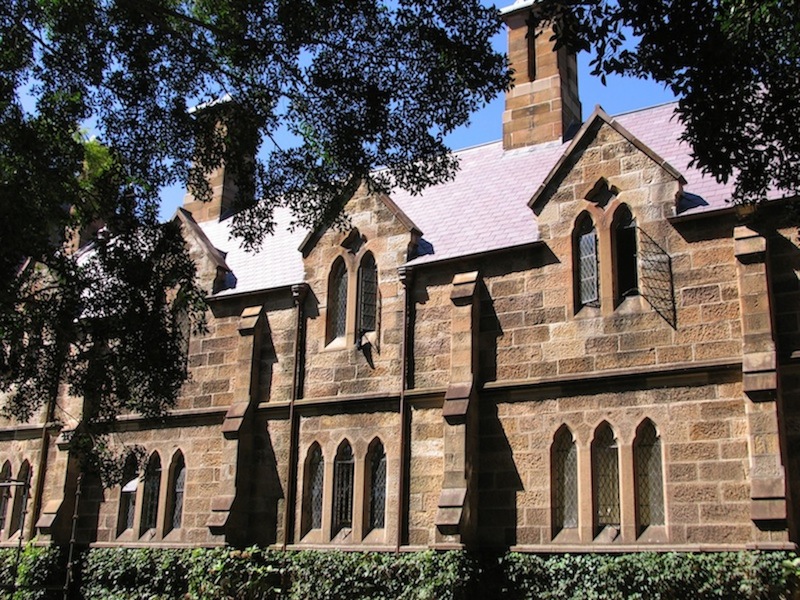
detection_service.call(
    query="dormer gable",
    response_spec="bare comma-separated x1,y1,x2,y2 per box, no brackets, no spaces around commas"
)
529,106,686,217
298,182,422,260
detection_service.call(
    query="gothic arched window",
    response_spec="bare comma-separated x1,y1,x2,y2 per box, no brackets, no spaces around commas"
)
166,452,186,534
357,253,378,338
592,422,620,536
0,462,11,536
327,258,348,342
8,461,29,538
118,454,138,535
366,439,386,531
613,204,639,303
140,453,161,534
574,213,599,310
552,426,578,535
302,444,324,536
332,441,354,535
634,420,665,532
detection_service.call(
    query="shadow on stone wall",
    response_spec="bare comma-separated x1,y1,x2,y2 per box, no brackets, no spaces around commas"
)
478,399,522,550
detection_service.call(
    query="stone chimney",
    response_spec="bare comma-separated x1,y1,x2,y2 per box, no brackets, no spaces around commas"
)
182,97,256,223
182,164,238,223
501,0,582,150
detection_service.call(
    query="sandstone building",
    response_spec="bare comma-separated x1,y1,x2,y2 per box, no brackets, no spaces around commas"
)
2,0,800,554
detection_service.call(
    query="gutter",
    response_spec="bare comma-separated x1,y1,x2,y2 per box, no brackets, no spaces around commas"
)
396,266,413,553
282,283,308,550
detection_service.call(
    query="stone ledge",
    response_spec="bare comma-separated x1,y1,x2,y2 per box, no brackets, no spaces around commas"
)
483,358,741,397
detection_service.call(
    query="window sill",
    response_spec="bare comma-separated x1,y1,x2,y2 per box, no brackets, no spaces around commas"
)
323,337,348,351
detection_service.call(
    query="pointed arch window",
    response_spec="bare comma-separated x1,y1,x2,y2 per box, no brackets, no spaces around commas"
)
575,214,599,309
592,423,620,536
118,454,138,535
357,253,378,338
140,453,161,534
0,462,10,535
332,441,354,535
613,204,639,303
327,258,348,342
8,461,29,538
552,427,578,535
167,452,186,533
634,420,665,532
366,439,386,531
302,444,324,536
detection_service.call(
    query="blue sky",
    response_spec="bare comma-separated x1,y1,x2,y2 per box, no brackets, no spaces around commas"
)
158,11,677,221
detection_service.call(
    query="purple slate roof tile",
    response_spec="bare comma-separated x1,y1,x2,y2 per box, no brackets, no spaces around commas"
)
199,206,308,297
198,101,743,295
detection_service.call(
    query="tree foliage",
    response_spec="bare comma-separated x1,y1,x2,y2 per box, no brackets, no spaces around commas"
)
0,0,507,470
536,0,800,204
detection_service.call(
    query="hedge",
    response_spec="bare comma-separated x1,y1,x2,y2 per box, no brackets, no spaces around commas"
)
0,545,63,599
76,548,798,600
0,545,788,599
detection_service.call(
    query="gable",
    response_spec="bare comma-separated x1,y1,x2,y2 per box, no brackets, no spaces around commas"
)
299,182,421,259
529,106,685,222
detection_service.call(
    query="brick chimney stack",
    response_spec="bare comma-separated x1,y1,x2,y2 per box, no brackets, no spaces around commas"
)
501,0,582,150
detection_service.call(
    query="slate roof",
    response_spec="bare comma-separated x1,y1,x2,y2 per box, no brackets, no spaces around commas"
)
198,101,738,296
199,206,308,297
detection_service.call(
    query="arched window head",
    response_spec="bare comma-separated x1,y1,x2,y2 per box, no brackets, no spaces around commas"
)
327,258,348,342
592,423,620,537
0,462,11,536
166,452,186,534
574,214,599,310
551,426,578,536
118,454,138,535
302,444,324,536
366,439,386,532
357,253,378,340
634,420,665,532
613,204,639,303
332,441,354,536
8,461,29,538
140,453,161,535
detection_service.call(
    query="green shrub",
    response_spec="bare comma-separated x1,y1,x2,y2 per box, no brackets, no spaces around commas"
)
0,544,63,600
500,551,796,600
76,547,797,600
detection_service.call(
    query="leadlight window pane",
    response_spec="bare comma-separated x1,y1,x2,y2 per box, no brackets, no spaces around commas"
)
141,455,161,532
579,221,599,307
332,443,354,534
309,447,323,530
369,443,386,530
593,425,620,531
635,422,665,529
0,463,10,534
170,456,186,531
552,429,578,531
329,260,348,340
358,254,378,335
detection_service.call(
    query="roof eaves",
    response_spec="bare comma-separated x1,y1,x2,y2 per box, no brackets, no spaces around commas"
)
378,193,423,237
499,0,541,16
